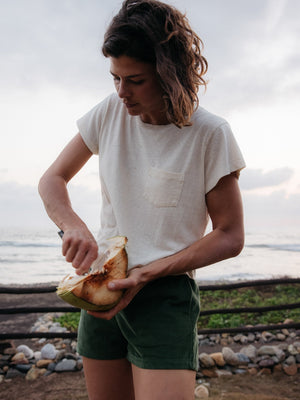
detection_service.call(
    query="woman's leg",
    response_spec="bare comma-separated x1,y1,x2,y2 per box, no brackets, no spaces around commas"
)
132,365,196,400
82,357,135,400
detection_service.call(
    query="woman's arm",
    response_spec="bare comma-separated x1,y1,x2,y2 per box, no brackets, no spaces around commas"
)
38,133,98,274
89,172,244,319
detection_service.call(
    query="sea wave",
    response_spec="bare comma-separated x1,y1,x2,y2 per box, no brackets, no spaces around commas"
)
0,241,60,248
246,243,300,252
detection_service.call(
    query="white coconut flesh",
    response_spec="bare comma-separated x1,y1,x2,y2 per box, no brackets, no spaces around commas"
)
57,236,128,311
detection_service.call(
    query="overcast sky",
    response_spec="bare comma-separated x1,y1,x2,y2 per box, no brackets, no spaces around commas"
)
0,0,299,233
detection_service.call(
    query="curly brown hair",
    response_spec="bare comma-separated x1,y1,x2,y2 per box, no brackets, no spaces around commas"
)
102,0,208,127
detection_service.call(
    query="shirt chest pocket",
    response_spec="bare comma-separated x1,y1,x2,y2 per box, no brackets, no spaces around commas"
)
143,167,184,207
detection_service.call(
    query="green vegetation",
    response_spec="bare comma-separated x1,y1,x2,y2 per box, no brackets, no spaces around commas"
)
54,283,300,331
198,283,300,329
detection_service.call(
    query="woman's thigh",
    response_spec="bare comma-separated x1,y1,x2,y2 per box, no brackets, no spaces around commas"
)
82,357,135,400
132,365,196,400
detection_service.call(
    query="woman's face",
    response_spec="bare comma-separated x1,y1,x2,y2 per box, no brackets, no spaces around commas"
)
110,55,168,125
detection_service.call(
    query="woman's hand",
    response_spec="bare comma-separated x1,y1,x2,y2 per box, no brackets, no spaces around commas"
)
87,266,145,320
62,228,98,275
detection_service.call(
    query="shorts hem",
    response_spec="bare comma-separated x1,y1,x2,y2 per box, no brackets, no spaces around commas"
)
127,354,198,371
77,347,127,361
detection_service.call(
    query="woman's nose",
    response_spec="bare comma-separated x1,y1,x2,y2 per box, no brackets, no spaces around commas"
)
117,80,130,99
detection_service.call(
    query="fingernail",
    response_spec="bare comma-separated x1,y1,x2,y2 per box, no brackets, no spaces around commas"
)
108,282,115,289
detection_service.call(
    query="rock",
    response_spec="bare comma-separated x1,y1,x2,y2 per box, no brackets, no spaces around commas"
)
222,347,239,366
240,345,257,362
210,352,225,367
201,368,218,378
285,356,296,365
261,331,275,342
287,345,298,356
276,333,286,341
248,367,258,375
258,368,272,375
257,345,277,356
258,358,275,368
16,345,34,359
5,368,25,379
15,364,32,373
236,353,250,365
199,353,215,368
194,384,209,399
41,343,57,360
55,359,77,372
283,364,298,376
216,369,232,377
11,352,28,364
34,351,42,361
36,359,53,368
234,368,248,375
247,333,255,342
26,366,47,381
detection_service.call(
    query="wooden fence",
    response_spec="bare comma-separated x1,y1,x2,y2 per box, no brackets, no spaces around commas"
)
0,278,300,340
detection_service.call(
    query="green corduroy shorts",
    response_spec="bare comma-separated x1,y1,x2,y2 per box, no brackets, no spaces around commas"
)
77,274,200,371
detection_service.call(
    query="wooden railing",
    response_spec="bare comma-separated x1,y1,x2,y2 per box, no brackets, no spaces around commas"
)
1,278,299,340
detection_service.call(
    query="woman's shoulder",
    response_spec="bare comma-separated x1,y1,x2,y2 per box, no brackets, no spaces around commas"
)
190,106,229,132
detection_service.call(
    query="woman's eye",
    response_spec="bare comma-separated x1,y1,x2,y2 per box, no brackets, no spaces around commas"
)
131,80,145,85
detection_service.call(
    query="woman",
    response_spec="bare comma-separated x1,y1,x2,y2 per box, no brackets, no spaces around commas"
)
39,1,245,399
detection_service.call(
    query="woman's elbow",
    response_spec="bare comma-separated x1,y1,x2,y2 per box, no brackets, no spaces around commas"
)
230,231,245,257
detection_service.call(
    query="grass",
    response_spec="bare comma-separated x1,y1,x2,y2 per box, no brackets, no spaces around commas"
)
54,283,300,331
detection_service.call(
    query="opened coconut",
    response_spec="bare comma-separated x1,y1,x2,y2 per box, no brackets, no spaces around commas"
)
57,236,128,311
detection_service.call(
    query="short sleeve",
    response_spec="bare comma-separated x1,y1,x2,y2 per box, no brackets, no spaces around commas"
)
76,94,116,155
205,122,246,193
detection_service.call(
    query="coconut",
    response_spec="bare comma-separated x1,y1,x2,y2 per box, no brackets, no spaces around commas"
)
57,236,128,311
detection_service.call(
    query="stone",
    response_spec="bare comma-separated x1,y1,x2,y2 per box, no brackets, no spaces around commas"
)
283,364,298,376
222,347,239,366
240,345,257,362
15,364,32,373
258,358,275,368
36,359,53,368
236,353,250,365
285,356,296,365
247,333,255,342
199,353,215,368
194,384,209,399
276,333,286,341
11,352,28,364
41,343,57,360
261,331,275,342
216,369,232,377
281,329,290,336
34,351,42,361
234,368,248,375
5,368,25,379
287,345,298,356
257,345,278,356
55,358,77,372
248,367,258,375
201,368,218,378
26,366,47,381
16,345,34,359
210,352,225,367
258,368,272,375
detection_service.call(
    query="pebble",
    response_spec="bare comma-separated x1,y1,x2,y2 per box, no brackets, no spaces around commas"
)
41,343,58,360
1,313,299,382
16,345,34,359
194,384,209,399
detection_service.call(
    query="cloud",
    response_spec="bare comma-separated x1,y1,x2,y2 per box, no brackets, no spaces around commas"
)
240,168,294,190
0,181,101,230
243,190,300,231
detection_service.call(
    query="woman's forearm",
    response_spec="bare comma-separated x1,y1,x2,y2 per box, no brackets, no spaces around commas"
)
38,173,87,232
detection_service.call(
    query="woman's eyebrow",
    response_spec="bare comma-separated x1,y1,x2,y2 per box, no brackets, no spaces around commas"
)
110,71,145,78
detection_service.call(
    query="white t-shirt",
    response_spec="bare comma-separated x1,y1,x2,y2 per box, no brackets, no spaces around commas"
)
77,93,245,272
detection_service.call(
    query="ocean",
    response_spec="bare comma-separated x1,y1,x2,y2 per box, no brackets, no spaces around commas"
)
0,227,299,285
